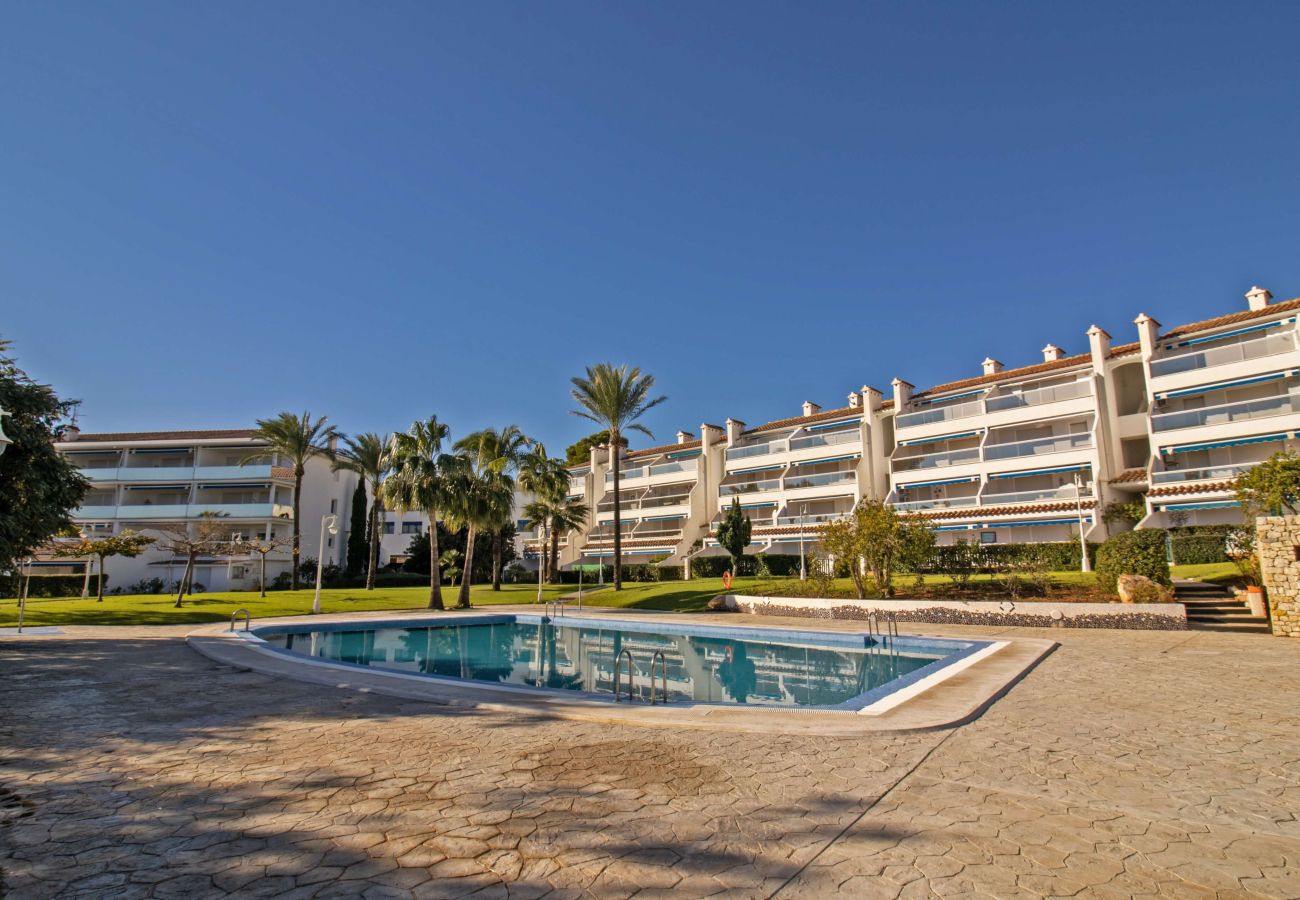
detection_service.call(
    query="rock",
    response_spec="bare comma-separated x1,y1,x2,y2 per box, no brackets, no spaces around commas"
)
706,595,733,612
1116,574,1170,604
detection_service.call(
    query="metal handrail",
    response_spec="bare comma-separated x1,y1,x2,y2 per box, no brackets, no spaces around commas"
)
544,598,567,619
230,608,251,632
614,649,635,703
650,650,668,705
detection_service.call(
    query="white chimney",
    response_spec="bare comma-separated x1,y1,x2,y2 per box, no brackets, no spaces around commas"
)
982,357,1003,376
891,378,913,410
1042,344,1064,362
846,392,861,409
675,430,695,445
1133,313,1162,361
801,400,821,417
725,418,745,444
1245,285,1272,311
63,424,81,442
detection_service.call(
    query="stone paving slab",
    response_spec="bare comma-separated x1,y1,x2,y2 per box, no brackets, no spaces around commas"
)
1,615,1299,898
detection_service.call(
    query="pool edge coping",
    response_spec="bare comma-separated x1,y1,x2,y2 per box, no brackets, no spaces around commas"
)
185,609,1056,735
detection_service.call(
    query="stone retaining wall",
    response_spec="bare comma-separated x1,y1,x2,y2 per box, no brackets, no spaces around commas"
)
723,595,1187,631
1255,515,1300,637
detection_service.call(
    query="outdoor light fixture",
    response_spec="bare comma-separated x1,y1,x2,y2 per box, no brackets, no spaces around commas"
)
0,406,13,457
1073,473,1091,573
312,514,339,614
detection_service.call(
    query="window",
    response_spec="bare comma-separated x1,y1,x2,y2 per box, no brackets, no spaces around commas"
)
383,521,395,535
402,521,423,535
330,499,338,514
979,531,997,544
327,536,334,548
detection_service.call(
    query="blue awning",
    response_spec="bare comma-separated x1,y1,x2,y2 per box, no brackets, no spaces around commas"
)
666,449,700,459
1163,433,1289,454
790,454,859,467
933,524,979,531
1156,371,1292,400
643,513,685,521
1166,319,1290,349
122,484,189,491
918,389,984,405
740,502,777,509
731,464,784,475
897,430,981,447
897,476,980,490
805,418,861,432
1161,500,1240,511
197,483,268,490
988,463,1091,480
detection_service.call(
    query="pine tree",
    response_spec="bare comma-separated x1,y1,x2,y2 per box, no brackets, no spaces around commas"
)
346,481,368,576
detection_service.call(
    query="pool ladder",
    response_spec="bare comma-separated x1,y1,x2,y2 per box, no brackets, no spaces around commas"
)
866,611,898,649
229,608,251,632
614,649,668,705
543,598,568,619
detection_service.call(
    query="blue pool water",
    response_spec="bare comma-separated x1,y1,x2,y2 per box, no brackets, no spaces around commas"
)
255,615,983,710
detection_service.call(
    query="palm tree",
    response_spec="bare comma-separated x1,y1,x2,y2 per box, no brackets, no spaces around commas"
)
332,432,390,590
570,363,666,590
523,495,590,584
250,411,338,590
450,426,527,607
382,417,454,609
518,445,571,581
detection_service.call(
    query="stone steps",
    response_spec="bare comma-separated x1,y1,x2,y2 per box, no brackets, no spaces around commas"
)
1173,580,1271,634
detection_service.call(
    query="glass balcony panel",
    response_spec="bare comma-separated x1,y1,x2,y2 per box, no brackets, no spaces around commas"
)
772,512,850,526
985,380,1089,412
1151,393,1300,432
1150,331,1296,377
726,442,778,461
981,486,1092,505
891,496,980,512
891,447,981,471
983,432,1093,460
1150,462,1257,484
788,429,860,451
720,477,782,495
895,399,984,430
783,470,856,490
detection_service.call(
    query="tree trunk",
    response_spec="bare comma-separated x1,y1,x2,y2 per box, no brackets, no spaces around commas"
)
458,524,476,608
259,552,267,598
96,553,106,602
612,430,622,591
550,529,560,584
291,468,304,590
174,555,194,607
491,530,503,591
366,494,381,591
427,510,444,610
82,556,92,599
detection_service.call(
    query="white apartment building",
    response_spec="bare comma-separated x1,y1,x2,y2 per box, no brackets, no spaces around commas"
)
42,429,357,592
378,489,534,569
534,285,1300,571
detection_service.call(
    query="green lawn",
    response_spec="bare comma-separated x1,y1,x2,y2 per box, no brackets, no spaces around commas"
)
1,564,1240,627
0,583,572,628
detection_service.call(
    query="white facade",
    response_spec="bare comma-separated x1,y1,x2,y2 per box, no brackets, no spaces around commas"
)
531,285,1300,568
45,429,357,593
379,489,535,570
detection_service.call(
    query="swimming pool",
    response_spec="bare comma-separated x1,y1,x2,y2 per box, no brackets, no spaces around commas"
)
254,615,989,711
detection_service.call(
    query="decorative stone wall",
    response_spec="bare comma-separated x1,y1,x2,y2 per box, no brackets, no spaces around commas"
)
1255,515,1300,637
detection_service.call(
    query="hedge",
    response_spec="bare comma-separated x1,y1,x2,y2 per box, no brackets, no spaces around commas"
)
12,574,108,598
926,541,1100,575
1095,529,1171,593
1168,525,1234,565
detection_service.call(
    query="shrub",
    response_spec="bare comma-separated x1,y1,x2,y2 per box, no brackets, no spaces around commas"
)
1167,525,1234,565
1095,529,1170,594
689,556,756,578
754,554,803,577
929,541,1100,576
125,577,167,595
15,574,108,598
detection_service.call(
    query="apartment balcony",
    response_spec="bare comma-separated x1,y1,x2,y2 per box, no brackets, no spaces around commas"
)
981,485,1092,506
983,432,1093,461
604,458,698,485
896,379,1094,437
1150,393,1300,433
984,380,1091,413
726,427,860,464
1150,462,1257,485
771,512,850,527
721,477,782,496
78,503,293,521
890,446,980,472
78,464,278,483
894,399,984,431
1149,329,1297,379
892,495,980,513
783,469,856,491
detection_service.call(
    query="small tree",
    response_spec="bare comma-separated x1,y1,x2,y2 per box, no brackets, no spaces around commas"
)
1235,451,1300,516
818,499,930,598
819,515,867,598
153,513,235,607
243,533,294,597
345,481,367,576
53,531,155,601
714,498,752,576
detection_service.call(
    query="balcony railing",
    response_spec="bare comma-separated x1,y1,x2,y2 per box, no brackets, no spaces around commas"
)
76,464,277,482
726,441,778,461
891,496,980,512
771,512,850,526
891,447,981,472
720,477,782,495
895,400,984,430
981,486,1092,506
1151,462,1257,485
1151,393,1300,432
983,432,1093,461
76,503,289,520
605,459,698,483
783,470,856,490
787,429,860,451
985,380,1090,412
1150,330,1296,378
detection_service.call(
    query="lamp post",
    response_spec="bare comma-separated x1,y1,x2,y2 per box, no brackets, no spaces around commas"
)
536,519,548,605
1073,473,1091,573
0,406,12,457
312,514,339,614
798,504,808,581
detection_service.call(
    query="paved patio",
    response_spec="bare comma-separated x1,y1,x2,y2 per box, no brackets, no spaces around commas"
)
1,613,1298,898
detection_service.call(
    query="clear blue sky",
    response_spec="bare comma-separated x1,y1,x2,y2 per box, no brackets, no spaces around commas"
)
5,2,1299,453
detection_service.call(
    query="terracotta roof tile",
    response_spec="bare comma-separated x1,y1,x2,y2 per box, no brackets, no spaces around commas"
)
1109,467,1148,484
1147,480,1235,498
912,354,1093,400
579,538,681,549
61,429,261,444
270,466,295,479
1110,341,1141,357
1162,297,1300,340
912,499,1097,521
625,439,702,459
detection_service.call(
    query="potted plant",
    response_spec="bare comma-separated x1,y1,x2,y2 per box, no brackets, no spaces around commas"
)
1227,527,1266,616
